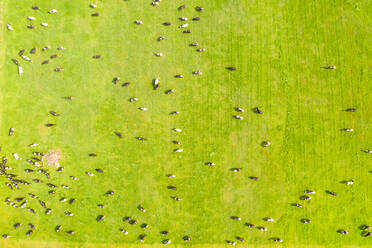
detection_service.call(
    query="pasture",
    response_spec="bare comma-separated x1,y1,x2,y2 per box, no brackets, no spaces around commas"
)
0,0,371,247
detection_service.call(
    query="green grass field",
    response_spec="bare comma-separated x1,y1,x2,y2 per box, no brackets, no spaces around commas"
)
0,0,371,247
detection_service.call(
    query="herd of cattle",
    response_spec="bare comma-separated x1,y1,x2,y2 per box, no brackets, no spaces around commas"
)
2,1,371,246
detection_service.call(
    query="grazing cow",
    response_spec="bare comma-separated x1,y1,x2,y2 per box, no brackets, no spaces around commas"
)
173,128,182,132
158,36,166,41
55,68,63,72
9,128,15,136
41,23,48,27
138,205,146,212
245,223,255,228
106,190,114,196
50,111,59,116
129,219,138,225
28,16,36,20
183,30,192,33
226,240,236,246
255,107,263,114
345,108,357,112
29,223,35,229
175,74,184,78
304,190,316,194
141,223,149,228
173,140,181,145
32,6,40,10
235,107,244,112
205,162,215,166
98,204,106,208
39,200,46,208
179,23,189,28
96,168,104,173
138,107,148,111
231,216,241,221
236,236,245,242
70,176,78,180
174,148,183,152
2,234,10,238
7,24,14,31
58,46,66,50
18,66,23,75
190,42,199,46
65,212,74,216
227,67,236,71
137,137,147,141
364,232,371,237
233,115,243,120
129,97,138,102
30,48,36,54
123,216,132,222
273,238,283,243
120,229,129,234
163,22,172,26
26,230,33,236
323,66,336,69
45,123,56,127
93,55,101,59
264,218,274,222
69,198,76,204
122,82,130,87
135,20,143,24
292,203,303,208
193,70,202,75
167,174,176,178
341,128,354,132
27,25,35,29
48,9,57,14
360,225,371,230
171,196,182,201
178,5,186,10
86,171,94,176
14,223,21,229
113,77,120,84
231,168,242,172
12,58,20,66
337,229,349,234
97,215,105,222
301,219,311,223
345,179,354,185
197,48,207,52
300,195,311,200
257,226,267,231
92,13,100,16
166,89,175,94
152,2,159,6
66,230,75,235
139,234,146,242
42,60,50,64
45,209,52,215
183,236,191,241
19,49,25,56
55,225,62,232
43,46,51,51
363,150,372,154
169,111,180,115
249,176,259,181
262,141,271,147
155,53,163,57
162,239,171,244
192,17,201,21
326,190,338,196
161,231,169,235
90,3,97,8
180,17,188,21
195,6,204,11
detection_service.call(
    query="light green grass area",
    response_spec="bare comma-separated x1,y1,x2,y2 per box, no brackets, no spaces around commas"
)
0,0,371,247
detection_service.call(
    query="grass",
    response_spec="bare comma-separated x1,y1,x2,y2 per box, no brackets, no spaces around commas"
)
0,0,371,247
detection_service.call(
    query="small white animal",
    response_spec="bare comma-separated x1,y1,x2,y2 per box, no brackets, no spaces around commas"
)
7,24,14,31
173,128,182,132
48,9,57,14
41,23,48,27
90,3,97,8
28,16,36,20
18,66,23,75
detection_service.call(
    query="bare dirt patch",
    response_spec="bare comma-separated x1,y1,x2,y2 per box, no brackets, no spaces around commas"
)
44,150,62,167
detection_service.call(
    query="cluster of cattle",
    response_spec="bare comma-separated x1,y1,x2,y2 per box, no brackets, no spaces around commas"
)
2,1,371,246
